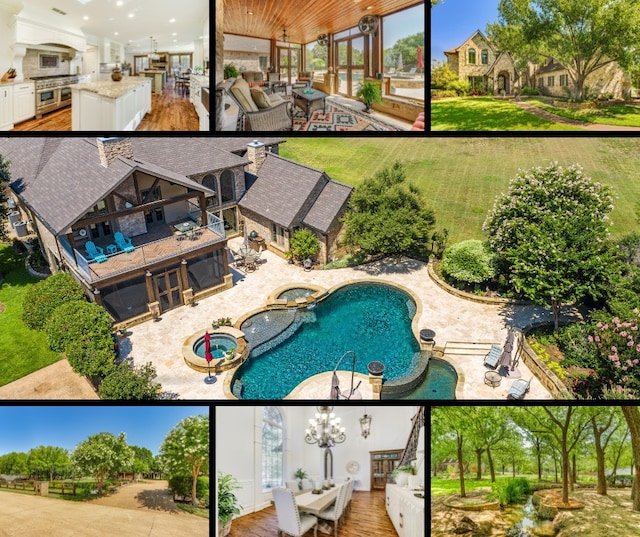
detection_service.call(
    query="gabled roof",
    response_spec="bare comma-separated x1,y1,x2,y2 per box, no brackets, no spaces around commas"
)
484,50,517,76
238,153,352,233
537,60,566,74
444,29,495,54
0,137,248,235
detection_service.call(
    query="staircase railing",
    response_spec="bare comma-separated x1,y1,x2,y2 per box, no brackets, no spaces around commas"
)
399,406,425,467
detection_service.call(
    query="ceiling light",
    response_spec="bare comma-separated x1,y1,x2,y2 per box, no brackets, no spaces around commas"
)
83,15,89,20
172,32,176,36
128,13,134,18
169,18,176,23
366,5,373,10
114,32,119,36
247,10,254,15
116,1,123,6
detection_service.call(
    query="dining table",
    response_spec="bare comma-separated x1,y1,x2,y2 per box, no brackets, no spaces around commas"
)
173,221,197,233
295,486,339,516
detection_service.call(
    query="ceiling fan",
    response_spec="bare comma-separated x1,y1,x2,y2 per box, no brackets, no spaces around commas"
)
317,34,329,46
358,14,379,35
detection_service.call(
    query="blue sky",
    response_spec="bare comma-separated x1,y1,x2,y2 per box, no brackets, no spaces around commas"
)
384,3,425,45
431,0,501,61
0,406,208,456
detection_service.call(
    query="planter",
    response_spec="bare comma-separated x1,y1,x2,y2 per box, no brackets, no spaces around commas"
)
218,519,231,537
394,472,410,487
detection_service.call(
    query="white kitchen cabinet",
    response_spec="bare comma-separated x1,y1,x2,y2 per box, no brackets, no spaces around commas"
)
385,484,425,537
0,85,13,131
13,82,35,124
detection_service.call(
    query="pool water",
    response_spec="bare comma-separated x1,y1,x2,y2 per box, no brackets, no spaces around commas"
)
235,283,420,399
277,287,315,301
396,358,457,400
193,334,236,359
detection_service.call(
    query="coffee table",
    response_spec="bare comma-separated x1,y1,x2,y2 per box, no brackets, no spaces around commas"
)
293,88,328,121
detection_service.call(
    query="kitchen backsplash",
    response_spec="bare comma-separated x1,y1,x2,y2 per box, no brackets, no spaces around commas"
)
22,48,71,78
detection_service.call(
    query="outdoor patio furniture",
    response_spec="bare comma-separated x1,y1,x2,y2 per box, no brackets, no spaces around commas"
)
114,231,135,253
419,329,435,343
484,344,502,369
507,378,531,400
85,241,107,263
244,255,256,271
106,244,118,255
484,370,502,388
226,77,293,131
303,258,312,271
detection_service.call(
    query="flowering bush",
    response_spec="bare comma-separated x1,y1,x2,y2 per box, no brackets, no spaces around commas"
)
590,310,640,395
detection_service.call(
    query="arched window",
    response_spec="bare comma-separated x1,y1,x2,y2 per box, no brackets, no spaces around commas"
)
202,174,218,207
220,170,236,204
481,50,489,64
468,48,476,64
262,407,284,490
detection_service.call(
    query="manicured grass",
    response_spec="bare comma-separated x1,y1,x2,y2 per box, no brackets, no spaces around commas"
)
281,137,640,244
431,96,583,131
0,244,61,387
176,503,210,518
431,474,596,496
528,98,640,127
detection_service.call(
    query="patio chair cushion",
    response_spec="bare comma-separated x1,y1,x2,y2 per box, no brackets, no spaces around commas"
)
242,71,265,86
251,86,271,109
230,77,259,112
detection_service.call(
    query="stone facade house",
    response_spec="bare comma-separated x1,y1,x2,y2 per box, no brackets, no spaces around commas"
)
1,136,351,323
444,30,520,94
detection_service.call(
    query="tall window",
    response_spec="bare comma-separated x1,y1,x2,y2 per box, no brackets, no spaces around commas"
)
262,407,284,490
468,48,476,64
220,170,236,204
481,50,488,64
202,174,219,207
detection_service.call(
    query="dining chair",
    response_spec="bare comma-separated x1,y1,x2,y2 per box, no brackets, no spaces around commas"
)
342,480,354,518
272,487,318,537
317,482,348,537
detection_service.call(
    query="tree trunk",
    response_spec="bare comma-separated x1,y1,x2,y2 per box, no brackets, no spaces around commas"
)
621,407,640,511
561,450,570,504
457,433,466,498
475,448,484,480
537,446,542,481
487,447,496,483
191,464,200,507
570,453,576,491
593,416,608,495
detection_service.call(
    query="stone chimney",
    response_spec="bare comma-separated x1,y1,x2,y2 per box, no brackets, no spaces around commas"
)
97,137,134,167
246,140,266,175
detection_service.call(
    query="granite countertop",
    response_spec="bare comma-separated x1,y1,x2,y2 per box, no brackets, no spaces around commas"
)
0,79,34,86
72,77,150,99
190,75,209,88
142,70,166,74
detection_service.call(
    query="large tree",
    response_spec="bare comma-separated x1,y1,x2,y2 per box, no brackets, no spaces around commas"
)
27,446,70,481
0,154,11,241
72,432,134,495
488,0,640,99
342,162,435,258
159,414,209,506
621,406,640,510
484,162,616,330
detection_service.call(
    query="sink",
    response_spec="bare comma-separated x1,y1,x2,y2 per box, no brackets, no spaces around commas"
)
201,87,209,113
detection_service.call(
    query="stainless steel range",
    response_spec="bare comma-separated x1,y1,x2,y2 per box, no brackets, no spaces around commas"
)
30,75,79,118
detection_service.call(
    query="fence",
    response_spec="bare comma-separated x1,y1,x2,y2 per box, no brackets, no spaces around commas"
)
0,479,77,496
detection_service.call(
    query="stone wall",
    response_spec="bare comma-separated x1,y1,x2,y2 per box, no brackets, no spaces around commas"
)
23,48,70,78
224,51,267,73
113,176,147,237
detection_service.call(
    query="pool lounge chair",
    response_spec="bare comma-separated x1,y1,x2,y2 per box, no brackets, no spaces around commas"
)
507,378,531,400
484,344,502,369
85,241,107,263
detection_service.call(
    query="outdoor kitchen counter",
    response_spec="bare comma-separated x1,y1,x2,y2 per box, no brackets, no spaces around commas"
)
72,77,150,99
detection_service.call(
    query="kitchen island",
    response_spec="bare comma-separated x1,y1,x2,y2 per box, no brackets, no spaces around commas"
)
71,77,151,131
142,70,167,94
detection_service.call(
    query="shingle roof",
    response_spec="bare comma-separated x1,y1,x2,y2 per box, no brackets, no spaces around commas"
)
0,137,249,235
303,181,353,234
238,153,328,229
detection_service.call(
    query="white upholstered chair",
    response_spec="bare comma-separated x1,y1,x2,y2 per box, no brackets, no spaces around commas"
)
272,487,318,537
317,482,349,537
343,480,354,518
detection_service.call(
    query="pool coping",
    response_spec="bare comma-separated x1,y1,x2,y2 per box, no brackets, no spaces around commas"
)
182,326,248,374
223,278,431,400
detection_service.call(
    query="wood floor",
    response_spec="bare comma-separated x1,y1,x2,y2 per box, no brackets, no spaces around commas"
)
227,490,401,537
11,77,199,132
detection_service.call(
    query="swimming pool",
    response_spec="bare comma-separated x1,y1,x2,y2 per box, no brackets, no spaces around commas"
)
234,282,420,399
395,358,457,400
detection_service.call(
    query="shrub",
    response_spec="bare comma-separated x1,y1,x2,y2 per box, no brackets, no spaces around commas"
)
66,337,117,378
289,229,321,262
529,340,566,379
519,86,540,96
446,79,471,96
492,477,531,506
22,273,85,330
223,64,239,79
45,301,113,352
431,89,458,99
98,362,161,400
555,322,598,369
441,240,496,284
168,475,209,506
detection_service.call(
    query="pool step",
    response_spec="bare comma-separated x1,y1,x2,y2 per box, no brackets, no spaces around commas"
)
443,341,499,356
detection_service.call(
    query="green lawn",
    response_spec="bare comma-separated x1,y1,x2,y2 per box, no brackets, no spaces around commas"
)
431,96,583,131
281,137,640,244
527,98,640,127
431,474,597,496
0,244,61,386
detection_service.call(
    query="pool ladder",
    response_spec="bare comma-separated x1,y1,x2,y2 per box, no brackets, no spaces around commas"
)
330,350,362,400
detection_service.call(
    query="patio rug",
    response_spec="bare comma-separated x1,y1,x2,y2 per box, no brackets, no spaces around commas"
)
292,101,402,131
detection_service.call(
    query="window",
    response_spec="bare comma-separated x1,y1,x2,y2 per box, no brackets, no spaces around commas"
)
271,223,286,248
468,48,476,64
538,78,544,87
202,174,219,207
306,41,326,75
481,50,489,64
220,170,236,204
101,276,149,322
547,76,555,87
559,74,568,86
187,250,225,292
262,407,284,490
141,186,162,203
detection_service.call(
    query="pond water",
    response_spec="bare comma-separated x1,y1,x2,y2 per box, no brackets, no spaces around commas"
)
503,496,555,537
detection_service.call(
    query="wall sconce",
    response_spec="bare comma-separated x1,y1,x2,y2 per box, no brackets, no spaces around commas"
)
360,411,372,439
145,270,152,277
181,258,188,265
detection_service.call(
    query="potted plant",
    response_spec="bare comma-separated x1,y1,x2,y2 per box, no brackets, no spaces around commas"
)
355,81,382,112
225,347,236,360
391,465,415,487
224,64,239,80
294,468,308,490
218,472,242,537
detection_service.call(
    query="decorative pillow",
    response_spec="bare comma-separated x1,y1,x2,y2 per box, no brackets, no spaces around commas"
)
251,87,271,109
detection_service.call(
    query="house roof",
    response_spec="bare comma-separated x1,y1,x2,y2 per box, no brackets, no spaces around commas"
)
238,153,352,234
537,60,566,74
0,137,249,235
444,29,494,54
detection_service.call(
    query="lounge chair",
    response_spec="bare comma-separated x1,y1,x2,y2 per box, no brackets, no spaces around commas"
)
114,231,135,253
85,241,107,263
484,344,502,369
507,378,531,400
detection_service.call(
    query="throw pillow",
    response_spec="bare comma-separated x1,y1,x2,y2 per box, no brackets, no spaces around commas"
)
251,87,271,109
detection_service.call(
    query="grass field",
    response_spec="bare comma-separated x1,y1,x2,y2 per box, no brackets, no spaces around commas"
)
431,474,597,496
527,98,640,127
431,96,583,131
0,244,61,386
281,137,640,244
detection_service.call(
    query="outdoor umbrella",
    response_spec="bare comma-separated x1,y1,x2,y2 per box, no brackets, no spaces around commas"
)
204,332,214,381
396,52,404,71
416,46,424,69
499,330,517,376
330,371,340,399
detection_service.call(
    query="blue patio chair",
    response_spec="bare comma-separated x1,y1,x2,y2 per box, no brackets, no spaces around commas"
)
114,231,135,253
85,241,107,263
507,378,531,400
483,344,502,369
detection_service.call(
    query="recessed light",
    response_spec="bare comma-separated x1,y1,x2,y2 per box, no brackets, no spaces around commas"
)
116,1,123,6
173,39,177,43
114,32,119,36
172,32,176,36
366,5,373,10
247,10,254,15
83,15,89,20
169,18,176,23
128,13,134,18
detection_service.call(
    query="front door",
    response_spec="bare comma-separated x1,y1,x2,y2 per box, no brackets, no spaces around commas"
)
153,268,183,312
335,35,365,97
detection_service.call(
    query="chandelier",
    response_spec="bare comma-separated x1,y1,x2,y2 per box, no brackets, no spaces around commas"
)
360,412,372,439
305,406,346,447
281,29,289,43
148,36,160,61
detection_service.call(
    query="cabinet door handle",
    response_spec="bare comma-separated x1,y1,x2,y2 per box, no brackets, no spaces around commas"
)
399,512,403,528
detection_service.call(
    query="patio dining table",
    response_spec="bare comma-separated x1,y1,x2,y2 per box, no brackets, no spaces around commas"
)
173,221,197,233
